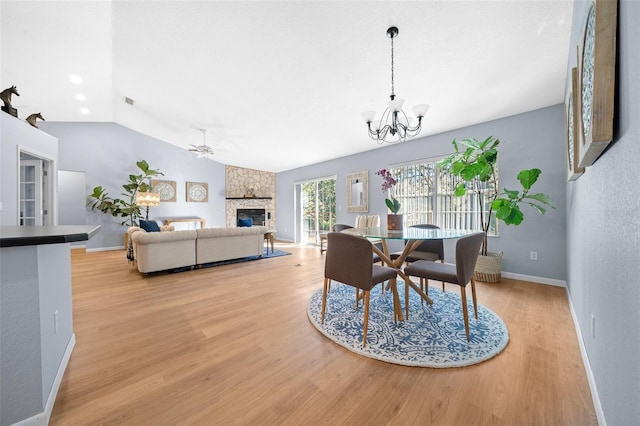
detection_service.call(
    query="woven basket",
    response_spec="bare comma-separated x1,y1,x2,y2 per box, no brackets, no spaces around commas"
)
474,251,503,283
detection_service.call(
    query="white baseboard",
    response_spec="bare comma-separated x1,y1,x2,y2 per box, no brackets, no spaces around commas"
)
12,334,76,426
86,246,124,252
566,290,606,426
501,271,566,287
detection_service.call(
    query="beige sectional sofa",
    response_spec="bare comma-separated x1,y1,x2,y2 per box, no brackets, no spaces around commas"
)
128,225,268,273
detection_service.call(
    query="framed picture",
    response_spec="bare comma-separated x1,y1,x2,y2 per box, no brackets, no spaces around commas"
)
577,0,617,168
186,181,208,202
151,179,177,202
565,67,585,181
346,171,368,213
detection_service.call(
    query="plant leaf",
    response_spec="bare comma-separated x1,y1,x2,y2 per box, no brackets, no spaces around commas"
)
517,168,541,190
525,193,555,207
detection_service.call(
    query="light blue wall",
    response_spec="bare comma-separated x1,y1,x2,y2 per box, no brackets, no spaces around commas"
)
566,1,640,425
39,122,227,250
277,105,567,281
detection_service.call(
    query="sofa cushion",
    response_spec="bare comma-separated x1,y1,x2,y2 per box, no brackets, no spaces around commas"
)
133,229,197,245
197,226,267,239
140,219,161,232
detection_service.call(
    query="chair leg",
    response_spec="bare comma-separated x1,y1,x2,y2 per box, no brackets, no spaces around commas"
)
363,290,370,347
440,260,445,292
327,279,331,293
460,286,470,341
471,277,478,320
321,277,329,324
405,276,410,320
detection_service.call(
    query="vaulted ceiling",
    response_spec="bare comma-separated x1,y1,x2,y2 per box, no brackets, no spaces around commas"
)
1,1,573,172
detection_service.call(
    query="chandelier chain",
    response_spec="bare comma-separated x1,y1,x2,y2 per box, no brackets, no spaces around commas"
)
390,34,395,97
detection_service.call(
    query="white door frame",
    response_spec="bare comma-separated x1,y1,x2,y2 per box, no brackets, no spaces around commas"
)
17,146,57,226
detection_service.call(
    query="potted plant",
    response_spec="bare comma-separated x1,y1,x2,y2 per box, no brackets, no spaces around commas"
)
376,169,403,230
87,160,163,229
438,136,554,282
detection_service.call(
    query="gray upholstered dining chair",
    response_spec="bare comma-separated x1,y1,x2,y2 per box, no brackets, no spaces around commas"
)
404,232,485,341
322,232,399,347
332,223,382,264
391,224,445,294
333,223,354,232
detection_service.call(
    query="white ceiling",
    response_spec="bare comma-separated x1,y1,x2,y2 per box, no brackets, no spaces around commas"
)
1,1,573,172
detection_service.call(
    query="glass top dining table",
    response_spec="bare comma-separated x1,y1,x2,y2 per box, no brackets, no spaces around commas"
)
343,226,470,241
342,226,470,319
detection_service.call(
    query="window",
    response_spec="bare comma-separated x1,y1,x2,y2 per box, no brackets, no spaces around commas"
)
389,160,498,235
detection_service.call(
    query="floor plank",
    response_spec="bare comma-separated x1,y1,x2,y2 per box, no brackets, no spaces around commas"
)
50,244,597,425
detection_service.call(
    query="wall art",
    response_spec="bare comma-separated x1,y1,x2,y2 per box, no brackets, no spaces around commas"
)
565,66,585,181
186,181,208,202
577,0,617,167
151,179,177,202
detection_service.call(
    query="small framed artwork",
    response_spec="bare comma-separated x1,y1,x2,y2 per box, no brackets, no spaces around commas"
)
565,67,585,181
186,181,208,202
151,179,177,202
577,0,617,168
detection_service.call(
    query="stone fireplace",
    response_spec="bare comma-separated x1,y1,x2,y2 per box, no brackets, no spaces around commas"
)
225,165,275,229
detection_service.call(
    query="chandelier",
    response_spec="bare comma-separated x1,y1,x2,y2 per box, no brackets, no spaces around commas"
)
362,27,429,144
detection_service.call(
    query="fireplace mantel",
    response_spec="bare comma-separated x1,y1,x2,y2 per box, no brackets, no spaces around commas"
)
225,197,272,200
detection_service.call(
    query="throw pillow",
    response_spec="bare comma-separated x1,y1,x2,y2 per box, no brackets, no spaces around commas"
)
140,219,161,232
238,217,253,227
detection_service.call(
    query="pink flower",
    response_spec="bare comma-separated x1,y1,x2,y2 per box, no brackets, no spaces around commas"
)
376,169,397,192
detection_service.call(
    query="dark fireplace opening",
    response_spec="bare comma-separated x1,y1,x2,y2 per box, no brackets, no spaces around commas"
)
237,208,265,226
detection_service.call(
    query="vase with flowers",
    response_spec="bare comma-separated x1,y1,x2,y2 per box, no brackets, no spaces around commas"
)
376,169,403,230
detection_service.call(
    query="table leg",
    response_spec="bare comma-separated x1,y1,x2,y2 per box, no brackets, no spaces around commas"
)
371,241,434,312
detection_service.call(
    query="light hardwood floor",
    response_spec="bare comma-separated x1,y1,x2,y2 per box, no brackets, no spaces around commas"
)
51,243,597,425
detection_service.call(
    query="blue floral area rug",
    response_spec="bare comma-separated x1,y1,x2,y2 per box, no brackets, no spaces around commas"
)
307,282,509,368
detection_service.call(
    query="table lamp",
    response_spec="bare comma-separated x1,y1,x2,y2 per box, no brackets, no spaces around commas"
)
136,192,160,220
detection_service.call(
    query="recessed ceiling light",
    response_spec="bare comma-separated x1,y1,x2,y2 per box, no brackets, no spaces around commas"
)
80,107,90,115
76,94,86,101
69,74,83,84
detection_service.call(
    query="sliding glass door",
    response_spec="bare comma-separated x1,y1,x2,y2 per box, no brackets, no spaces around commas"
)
297,176,336,245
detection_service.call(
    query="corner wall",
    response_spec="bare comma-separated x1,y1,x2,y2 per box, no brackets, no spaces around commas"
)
565,1,640,424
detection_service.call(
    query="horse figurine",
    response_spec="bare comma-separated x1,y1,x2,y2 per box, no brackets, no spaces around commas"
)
1,85,20,117
26,112,45,128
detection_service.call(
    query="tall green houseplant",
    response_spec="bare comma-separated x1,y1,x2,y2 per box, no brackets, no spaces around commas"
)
87,160,163,227
439,136,554,258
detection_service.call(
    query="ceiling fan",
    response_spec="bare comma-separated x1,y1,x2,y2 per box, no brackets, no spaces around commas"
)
189,128,215,158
